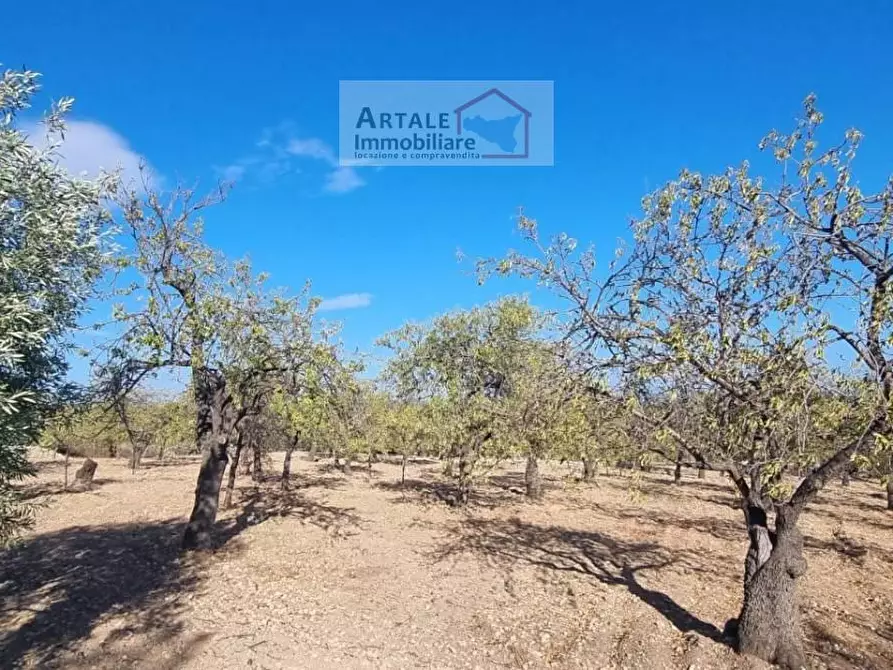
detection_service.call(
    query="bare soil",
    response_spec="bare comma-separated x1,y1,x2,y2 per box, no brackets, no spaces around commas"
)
2,452,892,669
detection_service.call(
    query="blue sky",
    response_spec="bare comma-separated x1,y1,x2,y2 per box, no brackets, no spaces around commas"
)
4,1,893,371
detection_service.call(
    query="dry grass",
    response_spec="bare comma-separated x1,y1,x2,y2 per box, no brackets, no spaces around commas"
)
1,452,892,669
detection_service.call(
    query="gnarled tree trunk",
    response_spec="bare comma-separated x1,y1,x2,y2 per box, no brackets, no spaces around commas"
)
456,446,476,505
182,369,230,551
251,437,263,482
736,506,807,670
281,432,299,489
582,457,597,482
223,432,244,509
673,451,682,484
525,452,542,499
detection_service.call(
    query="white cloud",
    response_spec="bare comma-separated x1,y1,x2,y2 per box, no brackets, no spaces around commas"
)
317,292,373,311
287,137,365,194
325,167,365,193
287,137,336,163
24,119,155,188
214,129,366,193
216,163,246,182
219,129,367,195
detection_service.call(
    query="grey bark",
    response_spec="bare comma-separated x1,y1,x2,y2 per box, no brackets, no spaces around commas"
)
736,507,807,670
182,370,230,551
251,438,263,482
281,432,299,489
525,452,542,499
582,457,597,482
223,432,244,509
887,478,893,511
456,446,475,505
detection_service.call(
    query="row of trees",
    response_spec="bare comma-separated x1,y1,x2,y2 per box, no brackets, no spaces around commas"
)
3,66,892,667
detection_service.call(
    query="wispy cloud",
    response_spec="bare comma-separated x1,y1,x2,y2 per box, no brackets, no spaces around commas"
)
317,292,373,311
24,119,157,189
286,137,364,194
287,137,336,163
216,126,365,194
325,166,365,193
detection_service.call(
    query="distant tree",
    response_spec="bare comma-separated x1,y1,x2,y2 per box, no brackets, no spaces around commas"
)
375,397,438,485
0,68,112,542
379,297,539,503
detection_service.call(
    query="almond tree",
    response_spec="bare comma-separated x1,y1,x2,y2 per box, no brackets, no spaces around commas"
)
378,297,537,503
487,339,589,498
98,178,321,549
479,98,891,668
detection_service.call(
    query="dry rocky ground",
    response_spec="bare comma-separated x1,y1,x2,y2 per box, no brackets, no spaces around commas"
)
1,452,892,669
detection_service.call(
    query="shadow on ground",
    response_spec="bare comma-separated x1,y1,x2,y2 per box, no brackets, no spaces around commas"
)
431,516,731,645
0,519,206,668
806,616,893,670
221,483,363,539
374,478,513,508
15,478,121,502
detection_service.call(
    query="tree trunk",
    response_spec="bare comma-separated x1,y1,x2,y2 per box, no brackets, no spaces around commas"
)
887,478,893,511
130,443,146,473
525,452,542,499
240,449,252,475
401,452,408,486
736,508,808,670
674,452,682,484
342,454,352,475
63,444,71,490
182,441,229,550
457,447,475,505
841,469,850,486
281,433,298,489
697,466,706,479
182,369,229,551
252,440,263,482
223,433,244,509
582,458,597,482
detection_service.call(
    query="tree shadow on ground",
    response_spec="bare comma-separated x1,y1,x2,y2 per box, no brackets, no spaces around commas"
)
633,472,739,496
431,517,730,645
135,457,202,470
15,478,121,502
220,483,363,539
374,478,512,508
808,488,891,520
488,471,561,496
0,519,212,669
805,617,893,670
613,507,744,543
